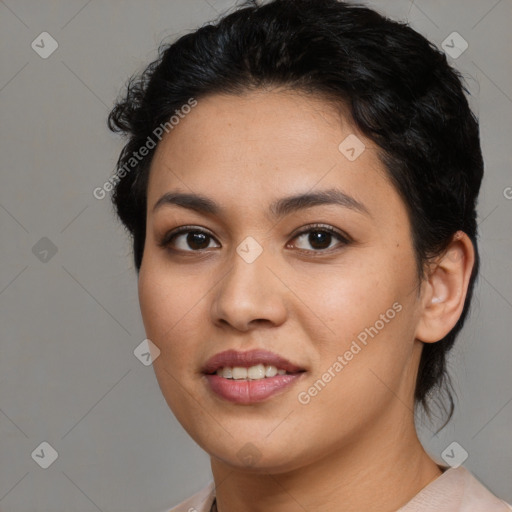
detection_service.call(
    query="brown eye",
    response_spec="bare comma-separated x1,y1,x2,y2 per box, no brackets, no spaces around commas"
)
159,227,220,252
183,231,211,250
306,230,333,250
289,225,350,252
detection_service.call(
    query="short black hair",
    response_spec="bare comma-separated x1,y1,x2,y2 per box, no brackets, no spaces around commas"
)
107,0,484,431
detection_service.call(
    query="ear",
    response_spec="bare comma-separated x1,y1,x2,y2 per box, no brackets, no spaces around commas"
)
415,231,475,343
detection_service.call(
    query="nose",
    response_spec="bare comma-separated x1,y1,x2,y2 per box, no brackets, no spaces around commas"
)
210,244,288,332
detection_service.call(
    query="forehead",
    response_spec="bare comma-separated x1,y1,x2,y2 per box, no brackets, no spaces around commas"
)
146,90,396,219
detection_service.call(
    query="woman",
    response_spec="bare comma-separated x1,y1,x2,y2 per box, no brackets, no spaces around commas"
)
107,0,511,510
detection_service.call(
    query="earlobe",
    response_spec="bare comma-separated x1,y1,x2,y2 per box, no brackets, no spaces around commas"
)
414,231,475,344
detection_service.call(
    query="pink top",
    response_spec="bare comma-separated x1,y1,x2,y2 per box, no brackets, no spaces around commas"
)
168,466,512,512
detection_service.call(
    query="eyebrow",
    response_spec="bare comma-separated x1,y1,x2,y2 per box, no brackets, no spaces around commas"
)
152,188,371,219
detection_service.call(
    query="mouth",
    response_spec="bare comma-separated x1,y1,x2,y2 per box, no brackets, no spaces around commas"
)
210,364,294,380
202,348,305,376
202,349,306,403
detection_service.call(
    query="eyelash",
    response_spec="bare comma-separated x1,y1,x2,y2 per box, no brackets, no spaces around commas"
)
158,223,351,255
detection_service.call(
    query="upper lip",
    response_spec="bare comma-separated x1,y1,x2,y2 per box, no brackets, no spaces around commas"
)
202,349,305,374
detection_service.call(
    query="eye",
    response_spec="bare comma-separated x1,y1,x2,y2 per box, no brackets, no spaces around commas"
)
287,224,350,253
158,225,220,252
158,223,350,254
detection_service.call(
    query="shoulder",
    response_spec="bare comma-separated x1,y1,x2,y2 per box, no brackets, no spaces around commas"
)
457,467,512,512
165,469,512,512
167,481,216,512
398,465,512,512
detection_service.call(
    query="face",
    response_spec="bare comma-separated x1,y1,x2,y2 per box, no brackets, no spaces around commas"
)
138,90,426,473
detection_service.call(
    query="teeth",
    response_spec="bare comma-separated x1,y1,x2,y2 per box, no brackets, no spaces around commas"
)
265,365,278,377
215,364,288,380
248,364,266,379
232,367,248,380
215,367,235,378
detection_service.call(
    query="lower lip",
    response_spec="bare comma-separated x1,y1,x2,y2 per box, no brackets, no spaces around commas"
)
204,373,304,404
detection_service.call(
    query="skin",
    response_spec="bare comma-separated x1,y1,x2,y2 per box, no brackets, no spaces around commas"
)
137,89,475,511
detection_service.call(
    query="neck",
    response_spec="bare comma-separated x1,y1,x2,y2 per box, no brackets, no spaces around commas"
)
210,410,442,512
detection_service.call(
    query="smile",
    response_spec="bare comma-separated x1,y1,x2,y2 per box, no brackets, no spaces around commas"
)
202,349,306,403
215,364,289,380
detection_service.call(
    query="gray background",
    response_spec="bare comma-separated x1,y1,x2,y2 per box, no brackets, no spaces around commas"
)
0,0,511,510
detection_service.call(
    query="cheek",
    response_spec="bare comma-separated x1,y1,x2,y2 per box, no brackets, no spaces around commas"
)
296,251,416,372
293,256,390,331
137,256,215,372
291,264,416,431
137,260,210,424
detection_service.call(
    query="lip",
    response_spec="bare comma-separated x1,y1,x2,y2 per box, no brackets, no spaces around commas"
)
202,349,306,404
202,348,304,374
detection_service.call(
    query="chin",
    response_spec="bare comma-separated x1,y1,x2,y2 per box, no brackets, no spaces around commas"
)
203,434,317,475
